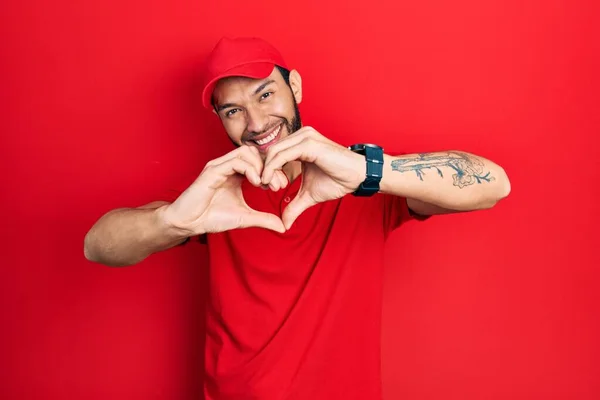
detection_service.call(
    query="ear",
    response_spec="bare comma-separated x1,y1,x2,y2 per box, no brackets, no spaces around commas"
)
289,69,303,104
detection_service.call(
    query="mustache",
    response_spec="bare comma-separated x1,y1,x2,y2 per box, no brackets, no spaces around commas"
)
244,119,286,141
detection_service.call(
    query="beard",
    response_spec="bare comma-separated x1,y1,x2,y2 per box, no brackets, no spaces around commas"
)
231,95,302,148
288,97,302,133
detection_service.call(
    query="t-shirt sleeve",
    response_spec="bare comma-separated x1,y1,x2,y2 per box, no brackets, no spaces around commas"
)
382,194,430,238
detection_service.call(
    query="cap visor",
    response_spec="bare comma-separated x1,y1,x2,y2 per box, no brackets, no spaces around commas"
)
202,62,276,109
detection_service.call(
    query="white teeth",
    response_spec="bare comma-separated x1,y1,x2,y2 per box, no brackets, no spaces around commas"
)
256,125,281,145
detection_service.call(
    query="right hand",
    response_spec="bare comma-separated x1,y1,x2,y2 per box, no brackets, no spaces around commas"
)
162,145,289,235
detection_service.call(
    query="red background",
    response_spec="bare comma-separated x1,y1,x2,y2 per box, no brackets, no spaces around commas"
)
1,0,598,399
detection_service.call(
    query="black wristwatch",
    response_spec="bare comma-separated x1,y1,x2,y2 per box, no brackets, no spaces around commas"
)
348,143,384,196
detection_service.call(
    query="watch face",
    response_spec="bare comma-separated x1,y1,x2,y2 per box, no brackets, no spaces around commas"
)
349,143,383,152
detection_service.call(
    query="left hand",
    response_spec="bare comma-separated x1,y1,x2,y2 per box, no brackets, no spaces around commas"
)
262,126,366,230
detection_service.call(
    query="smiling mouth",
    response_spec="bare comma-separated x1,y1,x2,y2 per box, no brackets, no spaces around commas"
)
250,124,282,148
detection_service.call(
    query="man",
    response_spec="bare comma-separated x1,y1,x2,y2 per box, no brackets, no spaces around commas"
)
84,37,510,400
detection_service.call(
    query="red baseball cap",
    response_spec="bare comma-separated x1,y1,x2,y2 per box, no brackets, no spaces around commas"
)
201,37,288,109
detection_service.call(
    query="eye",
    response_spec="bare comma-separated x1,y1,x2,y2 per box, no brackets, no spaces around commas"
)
260,92,273,100
225,108,240,117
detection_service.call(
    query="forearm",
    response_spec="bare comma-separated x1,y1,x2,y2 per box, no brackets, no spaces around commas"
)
84,204,189,267
380,151,511,211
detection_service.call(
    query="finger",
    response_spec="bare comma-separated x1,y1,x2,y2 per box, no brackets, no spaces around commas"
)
209,145,264,176
268,175,281,191
213,157,261,186
263,126,329,166
282,192,316,230
275,170,289,189
263,129,308,166
263,141,316,185
237,145,264,176
266,169,289,191
240,210,286,233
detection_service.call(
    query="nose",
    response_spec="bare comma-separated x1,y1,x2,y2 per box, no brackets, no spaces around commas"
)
245,106,269,134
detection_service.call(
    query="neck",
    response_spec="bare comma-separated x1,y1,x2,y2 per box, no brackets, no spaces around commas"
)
281,121,304,182
283,160,302,182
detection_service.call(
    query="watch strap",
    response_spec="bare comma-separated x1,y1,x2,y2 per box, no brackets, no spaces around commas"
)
350,144,384,196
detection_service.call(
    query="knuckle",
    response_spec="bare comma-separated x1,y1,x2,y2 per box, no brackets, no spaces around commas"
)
302,137,315,147
241,145,253,155
202,164,215,175
235,148,247,159
242,146,260,161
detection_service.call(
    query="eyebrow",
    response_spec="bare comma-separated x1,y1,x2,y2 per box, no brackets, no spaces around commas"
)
253,79,275,95
216,102,237,112
216,79,277,113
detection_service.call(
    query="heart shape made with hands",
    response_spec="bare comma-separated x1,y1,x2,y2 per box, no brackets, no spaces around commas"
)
256,127,365,231
236,165,315,233
201,126,363,234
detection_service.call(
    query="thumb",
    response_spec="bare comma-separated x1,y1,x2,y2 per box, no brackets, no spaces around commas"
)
240,210,286,233
282,193,316,231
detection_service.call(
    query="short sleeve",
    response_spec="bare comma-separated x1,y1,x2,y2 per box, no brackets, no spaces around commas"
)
382,194,429,238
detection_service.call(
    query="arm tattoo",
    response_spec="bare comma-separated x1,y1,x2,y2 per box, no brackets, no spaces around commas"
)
390,152,495,188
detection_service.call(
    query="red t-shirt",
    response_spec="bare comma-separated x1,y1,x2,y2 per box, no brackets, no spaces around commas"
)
166,174,424,400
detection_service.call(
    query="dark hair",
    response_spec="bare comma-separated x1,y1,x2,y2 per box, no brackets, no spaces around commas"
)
275,65,291,85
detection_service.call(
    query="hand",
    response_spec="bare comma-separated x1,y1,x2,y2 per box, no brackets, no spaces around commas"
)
262,126,366,230
163,146,289,235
